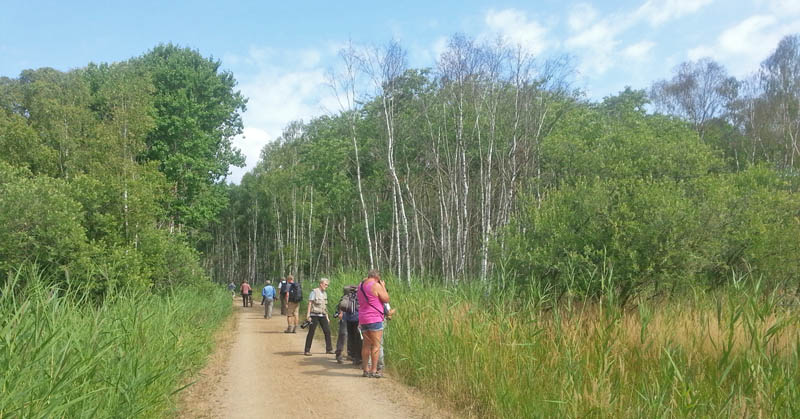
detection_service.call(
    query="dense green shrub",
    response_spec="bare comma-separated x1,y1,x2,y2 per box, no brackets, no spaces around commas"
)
501,165,800,303
0,163,88,278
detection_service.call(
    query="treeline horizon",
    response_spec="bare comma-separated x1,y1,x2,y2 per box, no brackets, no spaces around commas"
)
206,33,800,305
1,43,245,294
2,34,799,303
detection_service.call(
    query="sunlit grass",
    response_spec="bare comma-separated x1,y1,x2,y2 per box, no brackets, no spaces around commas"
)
0,265,232,418
368,277,800,418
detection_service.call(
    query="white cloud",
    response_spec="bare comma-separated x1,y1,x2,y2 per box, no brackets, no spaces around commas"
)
229,126,271,182
718,15,780,56
408,36,449,67
432,36,449,60
566,19,623,75
568,3,598,31
762,0,800,16
686,14,800,76
225,47,338,183
622,41,655,60
485,8,550,55
634,0,714,26
687,45,716,61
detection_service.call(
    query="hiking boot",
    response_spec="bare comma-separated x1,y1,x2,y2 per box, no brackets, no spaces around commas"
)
336,357,343,364
291,327,297,333
284,328,292,333
304,352,312,356
362,371,372,377
326,350,335,354
372,371,384,378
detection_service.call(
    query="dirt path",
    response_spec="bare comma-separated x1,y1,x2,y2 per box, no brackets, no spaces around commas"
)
177,299,453,419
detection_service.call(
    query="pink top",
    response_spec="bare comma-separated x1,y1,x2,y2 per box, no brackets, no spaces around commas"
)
357,280,384,325
241,283,251,294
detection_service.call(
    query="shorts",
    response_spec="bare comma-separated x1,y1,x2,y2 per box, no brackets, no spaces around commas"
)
360,321,384,331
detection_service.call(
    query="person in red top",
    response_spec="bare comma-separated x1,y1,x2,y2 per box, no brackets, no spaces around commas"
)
240,280,252,307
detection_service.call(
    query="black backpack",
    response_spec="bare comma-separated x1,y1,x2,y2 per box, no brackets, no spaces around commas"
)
337,285,358,313
288,282,302,303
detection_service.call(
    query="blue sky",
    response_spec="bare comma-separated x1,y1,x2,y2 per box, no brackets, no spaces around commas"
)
3,0,800,182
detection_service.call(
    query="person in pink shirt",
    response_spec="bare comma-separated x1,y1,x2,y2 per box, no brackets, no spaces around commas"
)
357,269,389,378
240,280,252,307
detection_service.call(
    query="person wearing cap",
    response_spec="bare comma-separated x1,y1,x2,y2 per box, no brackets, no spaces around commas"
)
261,279,276,319
303,278,334,356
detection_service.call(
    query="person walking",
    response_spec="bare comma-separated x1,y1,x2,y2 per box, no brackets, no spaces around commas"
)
261,280,276,319
284,275,301,333
278,277,288,315
240,280,252,307
304,278,334,356
358,270,389,378
227,281,235,297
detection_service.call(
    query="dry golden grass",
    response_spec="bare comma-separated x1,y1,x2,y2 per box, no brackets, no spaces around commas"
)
388,285,800,418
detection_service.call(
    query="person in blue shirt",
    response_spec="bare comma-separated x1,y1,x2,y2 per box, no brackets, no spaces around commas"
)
261,280,276,319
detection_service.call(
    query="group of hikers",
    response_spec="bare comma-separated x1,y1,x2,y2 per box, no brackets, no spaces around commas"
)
226,269,395,378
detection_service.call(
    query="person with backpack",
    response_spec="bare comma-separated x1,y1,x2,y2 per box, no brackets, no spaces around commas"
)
278,277,288,315
284,275,301,333
261,279,276,319
240,280,252,307
334,285,361,365
303,278,334,356
358,269,390,378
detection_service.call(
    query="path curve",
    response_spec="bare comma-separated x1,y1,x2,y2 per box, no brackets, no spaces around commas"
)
178,299,452,419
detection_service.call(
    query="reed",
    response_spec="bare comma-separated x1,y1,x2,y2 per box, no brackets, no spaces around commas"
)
357,275,800,418
0,264,232,418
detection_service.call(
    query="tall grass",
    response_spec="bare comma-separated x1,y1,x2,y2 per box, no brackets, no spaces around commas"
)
323,271,800,418
0,265,232,418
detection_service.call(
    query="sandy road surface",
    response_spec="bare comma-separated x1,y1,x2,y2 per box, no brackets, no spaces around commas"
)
177,299,453,419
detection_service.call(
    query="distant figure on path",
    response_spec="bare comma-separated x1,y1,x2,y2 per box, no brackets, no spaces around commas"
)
304,278,334,356
227,281,235,296
278,277,288,315
261,280,276,318
358,270,389,378
240,280,252,307
284,275,301,333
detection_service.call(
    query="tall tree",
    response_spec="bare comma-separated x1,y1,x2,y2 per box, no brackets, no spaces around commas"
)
650,58,738,141
760,34,800,169
134,44,246,232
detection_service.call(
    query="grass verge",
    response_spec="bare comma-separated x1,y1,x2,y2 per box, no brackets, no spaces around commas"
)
0,265,232,418
325,272,800,417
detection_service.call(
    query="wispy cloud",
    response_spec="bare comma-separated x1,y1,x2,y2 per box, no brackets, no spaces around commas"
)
567,3,599,31
688,14,800,76
225,47,338,183
633,0,714,27
622,40,656,60
562,0,712,78
565,15,626,76
484,8,551,55
761,0,800,17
